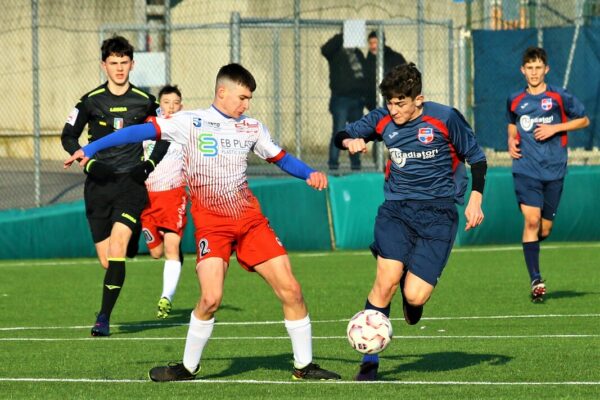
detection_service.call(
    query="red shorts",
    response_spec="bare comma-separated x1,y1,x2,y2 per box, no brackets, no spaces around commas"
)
141,186,188,250
191,198,287,271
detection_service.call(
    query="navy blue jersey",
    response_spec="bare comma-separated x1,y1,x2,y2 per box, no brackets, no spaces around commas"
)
346,102,486,204
506,84,586,181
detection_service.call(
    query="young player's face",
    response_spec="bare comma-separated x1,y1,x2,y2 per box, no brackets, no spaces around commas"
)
159,93,182,117
101,54,134,87
521,58,549,89
386,95,424,125
217,82,252,119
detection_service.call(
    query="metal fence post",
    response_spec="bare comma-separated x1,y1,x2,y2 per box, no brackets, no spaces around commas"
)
273,29,282,143
230,12,241,64
293,0,302,159
32,0,40,207
164,0,172,84
375,25,385,171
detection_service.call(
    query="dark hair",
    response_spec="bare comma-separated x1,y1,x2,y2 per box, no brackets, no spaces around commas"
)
101,35,134,61
216,63,257,92
159,84,182,100
368,30,385,41
522,46,547,66
379,62,421,100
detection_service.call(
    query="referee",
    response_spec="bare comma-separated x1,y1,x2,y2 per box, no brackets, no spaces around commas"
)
61,35,168,336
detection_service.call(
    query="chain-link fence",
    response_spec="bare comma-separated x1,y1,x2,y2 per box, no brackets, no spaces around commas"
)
1,0,598,210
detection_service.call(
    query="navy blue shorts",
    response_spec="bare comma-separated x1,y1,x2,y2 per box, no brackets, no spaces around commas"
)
513,173,564,221
369,199,458,286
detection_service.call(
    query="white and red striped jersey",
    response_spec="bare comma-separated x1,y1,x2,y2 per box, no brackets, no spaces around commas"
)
142,140,185,192
150,106,284,217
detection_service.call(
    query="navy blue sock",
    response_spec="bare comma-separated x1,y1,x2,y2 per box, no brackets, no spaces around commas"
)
522,241,541,282
361,299,390,364
364,299,390,317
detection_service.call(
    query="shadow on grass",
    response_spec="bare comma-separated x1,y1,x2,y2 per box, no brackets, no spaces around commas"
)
142,351,511,380
377,351,511,379
195,353,295,379
115,303,245,334
542,290,596,302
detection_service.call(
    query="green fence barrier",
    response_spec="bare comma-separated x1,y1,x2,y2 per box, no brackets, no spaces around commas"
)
1,167,598,259
328,166,600,249
0,177,331,259
327,174,384,249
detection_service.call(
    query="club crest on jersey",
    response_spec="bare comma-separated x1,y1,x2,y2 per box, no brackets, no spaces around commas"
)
193,117,202,128
541,98,553,111
113,118,124,130
417,127,434,144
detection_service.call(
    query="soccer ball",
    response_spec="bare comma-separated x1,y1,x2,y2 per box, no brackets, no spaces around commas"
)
346,309,393,354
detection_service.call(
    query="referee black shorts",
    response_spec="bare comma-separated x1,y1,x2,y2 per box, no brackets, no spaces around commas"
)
84,173,148,243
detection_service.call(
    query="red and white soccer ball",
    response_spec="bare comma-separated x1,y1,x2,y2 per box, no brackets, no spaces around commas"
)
346,309,393,354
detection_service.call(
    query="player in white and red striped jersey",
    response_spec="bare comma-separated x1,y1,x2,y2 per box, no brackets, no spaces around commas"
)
65,63,340,381
140,85,188,319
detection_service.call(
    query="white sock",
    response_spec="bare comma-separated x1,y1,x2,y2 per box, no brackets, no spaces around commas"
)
182,312,214,373
161,259,181,301
285,314,312,369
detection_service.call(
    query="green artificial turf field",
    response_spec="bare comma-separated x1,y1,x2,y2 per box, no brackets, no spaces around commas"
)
1,243,599,399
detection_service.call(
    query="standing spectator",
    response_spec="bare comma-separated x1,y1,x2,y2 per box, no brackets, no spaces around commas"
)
364,30,407,112
364,30,407,166
60,35,168,336
321,32,366,171
506,47,589,302
140,85,188,319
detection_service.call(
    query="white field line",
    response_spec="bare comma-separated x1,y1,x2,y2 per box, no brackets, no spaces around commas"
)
1,334,600,342
1,313,599,332
1,242,600,267
1,377,599,385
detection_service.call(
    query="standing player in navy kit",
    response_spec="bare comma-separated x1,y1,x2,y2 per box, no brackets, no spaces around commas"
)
507,47,589,302
335,63,487,381
61,35,169,336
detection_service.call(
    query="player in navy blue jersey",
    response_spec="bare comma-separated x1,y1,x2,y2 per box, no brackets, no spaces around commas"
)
335,62,487,381
506,47,589,303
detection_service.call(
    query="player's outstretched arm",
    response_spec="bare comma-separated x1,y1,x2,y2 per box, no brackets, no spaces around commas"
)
63,123,158,169
274,152,327,190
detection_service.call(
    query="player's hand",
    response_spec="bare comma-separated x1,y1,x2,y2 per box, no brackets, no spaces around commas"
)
343,138,368,154
464,191,484,231
533,124,557,141
306,171,328,191
64,149,89,168
129,160,155,184
84,159,115,181
508,136,521,159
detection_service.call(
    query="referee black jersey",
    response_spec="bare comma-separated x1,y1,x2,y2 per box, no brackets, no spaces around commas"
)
61,82,158,174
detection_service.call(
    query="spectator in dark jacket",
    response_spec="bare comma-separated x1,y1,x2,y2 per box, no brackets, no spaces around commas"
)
321,33,366,171
364,31,407,111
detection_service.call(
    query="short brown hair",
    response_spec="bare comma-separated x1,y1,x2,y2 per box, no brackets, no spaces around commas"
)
522,46,547,66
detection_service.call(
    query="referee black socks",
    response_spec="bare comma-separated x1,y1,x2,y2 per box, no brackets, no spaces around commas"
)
99,259,126,320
